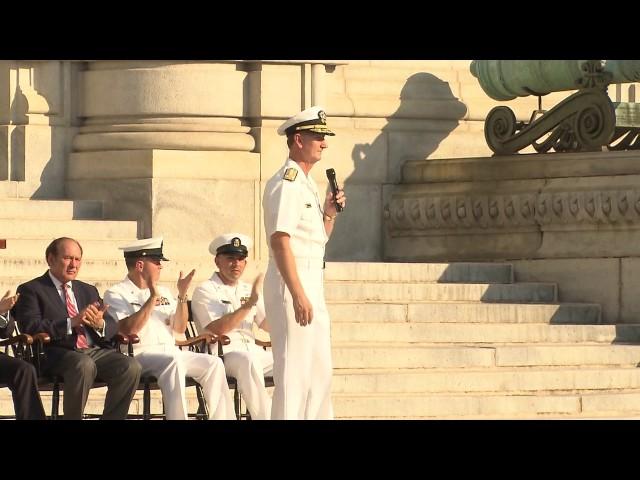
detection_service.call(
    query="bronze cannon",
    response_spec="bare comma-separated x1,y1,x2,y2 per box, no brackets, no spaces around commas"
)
470,60,640,154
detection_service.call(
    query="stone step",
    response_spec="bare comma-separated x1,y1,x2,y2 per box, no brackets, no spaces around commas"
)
0,259,514,286
0,267,556,306
325,262,513,283
332,322,640,344
494,344,640,367
0,258,273,295
327,302,410,323
0,219,138,239
0,238,131,259
0,386,197,418
0,278,180,297
5,388,640,419
0,257,217,281
406,302,601,324
0,241,227,274
332,344,495,369
324,282,557,303
581,391,640,414
333,392,581,418
4,373,640,419
0,198,103,219
332,366,640,394
327,301,601,324
332,390,640,419
332,343,640,369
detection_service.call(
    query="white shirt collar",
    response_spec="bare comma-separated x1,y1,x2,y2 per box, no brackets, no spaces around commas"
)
212,272,238,289
48,271,70,291
122,276,146,294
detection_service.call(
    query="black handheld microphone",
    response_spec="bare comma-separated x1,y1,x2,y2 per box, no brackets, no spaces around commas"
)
325,168,344,212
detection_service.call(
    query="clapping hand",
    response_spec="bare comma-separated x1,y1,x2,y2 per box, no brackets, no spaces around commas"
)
177,269,196,298
0,290,19,315
81,302,109,330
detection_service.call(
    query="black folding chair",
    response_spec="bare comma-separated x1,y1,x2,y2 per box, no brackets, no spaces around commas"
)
114,326,221,420
0,327,34,419
27,330,111,420
186,301,274,420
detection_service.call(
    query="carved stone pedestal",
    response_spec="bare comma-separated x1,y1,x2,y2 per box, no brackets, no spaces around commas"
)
384,150,640,323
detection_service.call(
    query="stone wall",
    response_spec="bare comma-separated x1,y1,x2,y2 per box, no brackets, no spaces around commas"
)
65,60,489,263
0,61,78,198
4,59,640,323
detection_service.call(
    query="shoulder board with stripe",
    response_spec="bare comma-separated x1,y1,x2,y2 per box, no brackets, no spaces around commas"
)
283,168,298,182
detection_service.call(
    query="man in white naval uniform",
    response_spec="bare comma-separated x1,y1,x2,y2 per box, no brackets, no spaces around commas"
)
191,233,274,420
262,106,346,420
103,237,235,420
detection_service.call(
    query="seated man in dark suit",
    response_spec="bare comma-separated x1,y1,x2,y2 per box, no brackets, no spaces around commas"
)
14,237,142,420
0,290,46,420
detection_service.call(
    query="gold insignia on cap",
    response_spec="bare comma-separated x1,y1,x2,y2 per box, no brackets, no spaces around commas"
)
318,110,327,124
283,168,298,182
232,238,241,247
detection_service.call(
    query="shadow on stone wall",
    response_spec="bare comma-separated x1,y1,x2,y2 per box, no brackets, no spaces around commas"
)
325,72,467,261
9,85,27,182
7,61,71,201
30,65,60,200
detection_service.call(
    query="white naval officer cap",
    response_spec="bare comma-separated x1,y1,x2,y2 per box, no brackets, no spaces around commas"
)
277,106,335,137
119,236,170,261
209,233,252,258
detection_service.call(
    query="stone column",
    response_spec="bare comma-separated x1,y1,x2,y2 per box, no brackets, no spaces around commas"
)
0,61,75,198
244,60,344,261
67,61,257,259
67,60,342,262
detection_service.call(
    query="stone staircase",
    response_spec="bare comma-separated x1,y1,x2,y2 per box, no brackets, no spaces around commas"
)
324,262,640,419
0,198,138,255
0,198,222,292
3,199,640,418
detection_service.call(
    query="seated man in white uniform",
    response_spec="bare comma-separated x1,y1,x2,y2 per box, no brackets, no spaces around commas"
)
191,233,274,420
104,237,235,420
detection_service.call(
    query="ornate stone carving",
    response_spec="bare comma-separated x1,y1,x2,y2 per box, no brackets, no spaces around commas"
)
386,188,640,233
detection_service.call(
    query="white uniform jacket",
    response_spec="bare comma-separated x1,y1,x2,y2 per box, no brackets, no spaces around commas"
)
191,273,266,353
104,277,179,354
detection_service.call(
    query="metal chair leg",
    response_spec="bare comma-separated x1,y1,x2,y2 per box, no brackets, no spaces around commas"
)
234,386,241,420
52,381,60,420
143,381,151,420
195,383,208,420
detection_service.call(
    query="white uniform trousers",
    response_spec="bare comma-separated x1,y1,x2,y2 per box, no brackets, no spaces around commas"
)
223,345,274,420
264,260,333,420
136,348,235,420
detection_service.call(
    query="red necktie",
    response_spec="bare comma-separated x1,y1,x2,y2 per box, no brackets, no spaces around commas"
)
64,284,89,349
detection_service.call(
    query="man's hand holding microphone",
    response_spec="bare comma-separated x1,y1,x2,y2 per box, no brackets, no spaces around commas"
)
324,168,346,220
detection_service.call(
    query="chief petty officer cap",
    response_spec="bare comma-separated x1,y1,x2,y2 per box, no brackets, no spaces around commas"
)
209,233,252,258
120,236,170,261
277,105,335,137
